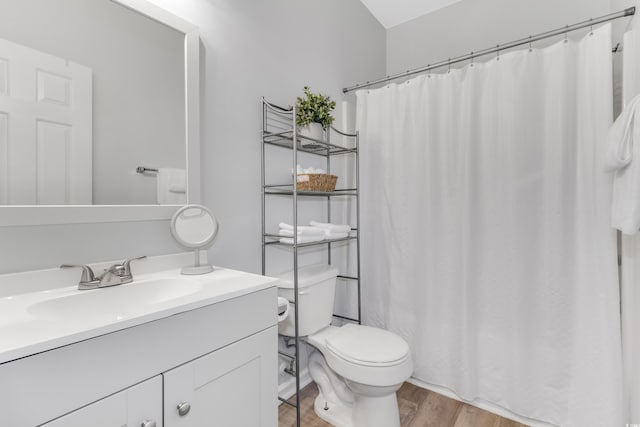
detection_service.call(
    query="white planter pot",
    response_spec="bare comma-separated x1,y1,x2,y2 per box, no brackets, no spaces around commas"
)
298,122,325,146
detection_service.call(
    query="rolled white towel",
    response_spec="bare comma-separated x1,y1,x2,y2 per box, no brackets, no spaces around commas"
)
279,234,325,244
292,166,326,175
309,220,352,234
325,232,349,240
279,223,325,236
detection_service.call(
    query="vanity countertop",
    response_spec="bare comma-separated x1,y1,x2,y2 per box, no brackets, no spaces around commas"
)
0,257,278,364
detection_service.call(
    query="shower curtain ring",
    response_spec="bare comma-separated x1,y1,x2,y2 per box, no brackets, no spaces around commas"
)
564,25,569,43
529,36,533,52
427,64,431,78
470,52,474,67
589,18,594,36
447,58,451,73
496,45,500,61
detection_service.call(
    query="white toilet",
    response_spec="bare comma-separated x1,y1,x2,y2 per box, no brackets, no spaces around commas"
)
277,264,413,427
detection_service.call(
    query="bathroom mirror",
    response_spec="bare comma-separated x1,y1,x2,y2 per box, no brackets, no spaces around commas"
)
171,204,218,275
0,0,200,226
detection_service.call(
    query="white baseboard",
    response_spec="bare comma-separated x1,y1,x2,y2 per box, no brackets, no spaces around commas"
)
278,368,312,404
407,377,559,427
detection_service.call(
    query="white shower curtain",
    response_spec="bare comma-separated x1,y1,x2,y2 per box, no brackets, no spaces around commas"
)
356,24,622,427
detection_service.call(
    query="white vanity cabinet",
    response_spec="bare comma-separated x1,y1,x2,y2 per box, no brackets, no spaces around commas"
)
41,376,163,427
0,285,278,427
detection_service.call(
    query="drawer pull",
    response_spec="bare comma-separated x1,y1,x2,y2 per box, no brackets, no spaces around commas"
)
177,401,191,416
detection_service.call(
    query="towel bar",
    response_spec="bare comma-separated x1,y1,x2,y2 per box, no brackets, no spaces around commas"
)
136,166,158,174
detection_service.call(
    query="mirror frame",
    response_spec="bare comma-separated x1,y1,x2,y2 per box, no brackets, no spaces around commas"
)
0,0,200,226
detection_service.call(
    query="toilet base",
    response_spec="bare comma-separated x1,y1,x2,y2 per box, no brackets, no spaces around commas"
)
313,389,402,427
313,394,353,427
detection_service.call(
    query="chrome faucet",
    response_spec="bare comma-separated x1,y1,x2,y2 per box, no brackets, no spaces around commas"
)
61,256,147,290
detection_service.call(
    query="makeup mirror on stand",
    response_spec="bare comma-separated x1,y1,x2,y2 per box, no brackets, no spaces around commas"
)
170,204,218,275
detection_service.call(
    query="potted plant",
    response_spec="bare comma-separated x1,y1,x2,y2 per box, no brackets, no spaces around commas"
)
295,86,336,146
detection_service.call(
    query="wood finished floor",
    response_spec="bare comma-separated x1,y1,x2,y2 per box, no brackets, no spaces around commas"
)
279,382,529,427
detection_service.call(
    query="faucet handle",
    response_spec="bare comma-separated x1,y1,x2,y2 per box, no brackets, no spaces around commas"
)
122,255,146,275
60,264,98,289
60,264,96,281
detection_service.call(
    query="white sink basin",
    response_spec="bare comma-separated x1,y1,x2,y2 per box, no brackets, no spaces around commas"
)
28,277,203,321
0,258,279,365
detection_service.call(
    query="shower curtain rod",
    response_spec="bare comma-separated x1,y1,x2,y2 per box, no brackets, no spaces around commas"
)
343,7,636,93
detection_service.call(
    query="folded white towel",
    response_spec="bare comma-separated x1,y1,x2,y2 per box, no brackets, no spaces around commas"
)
279,229,326,238
325,232,349,240
605,94,640,234
156,168,186,205
169,184,186,194
279,235,325,244
279,223,325,235
309,220,352,234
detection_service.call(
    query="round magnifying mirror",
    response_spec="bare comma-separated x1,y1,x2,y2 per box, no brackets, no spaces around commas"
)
170,204,218,275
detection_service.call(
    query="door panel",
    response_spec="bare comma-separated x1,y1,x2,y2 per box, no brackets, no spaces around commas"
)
0,37,92,205
163,327,278,427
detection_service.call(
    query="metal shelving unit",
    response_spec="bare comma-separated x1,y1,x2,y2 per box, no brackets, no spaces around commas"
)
261,98,361,427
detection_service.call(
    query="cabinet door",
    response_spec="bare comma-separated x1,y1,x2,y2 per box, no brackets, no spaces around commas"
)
41,376,162,427
164,326,277,427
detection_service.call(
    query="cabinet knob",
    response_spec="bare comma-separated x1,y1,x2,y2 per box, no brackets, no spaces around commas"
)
141,420,156,427
177,401,191,416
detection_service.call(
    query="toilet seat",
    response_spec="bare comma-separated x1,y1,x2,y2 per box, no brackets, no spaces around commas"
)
307,324,413,387
326,324,410,367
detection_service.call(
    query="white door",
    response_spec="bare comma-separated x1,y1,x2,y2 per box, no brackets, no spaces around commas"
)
163,327,278,427
0,38,92,205
41,375,162,427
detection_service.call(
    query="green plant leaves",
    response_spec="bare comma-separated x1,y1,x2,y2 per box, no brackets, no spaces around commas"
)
295,86,336,129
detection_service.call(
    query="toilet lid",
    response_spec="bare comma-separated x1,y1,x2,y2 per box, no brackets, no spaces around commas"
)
325,324,410,366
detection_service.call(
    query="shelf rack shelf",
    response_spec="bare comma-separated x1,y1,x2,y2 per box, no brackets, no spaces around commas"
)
261,98,361,427
264,186,358,197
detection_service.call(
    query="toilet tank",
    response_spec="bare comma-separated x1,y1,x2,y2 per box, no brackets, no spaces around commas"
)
276,264,339,337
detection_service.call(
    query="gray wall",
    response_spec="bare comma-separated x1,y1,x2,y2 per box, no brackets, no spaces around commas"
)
386,0,615,76
148,0,385,275
0,0,185,205
0,0,385,274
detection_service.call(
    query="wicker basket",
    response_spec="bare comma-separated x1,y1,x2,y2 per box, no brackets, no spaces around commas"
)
296,173,337,192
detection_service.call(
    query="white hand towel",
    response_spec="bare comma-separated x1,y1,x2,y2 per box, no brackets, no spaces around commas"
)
169,184,186,194
309,220,352,234
279,235,325,244
325,232,349,240
278,223,325,236
156,168,187,205
278,229,327,238
605,94,640,234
